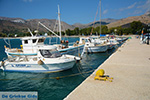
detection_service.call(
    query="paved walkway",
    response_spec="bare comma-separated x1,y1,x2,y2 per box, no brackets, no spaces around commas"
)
65,36,150,100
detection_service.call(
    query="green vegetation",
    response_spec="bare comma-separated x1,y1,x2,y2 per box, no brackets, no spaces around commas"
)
0,21,149,37
65,21,147,36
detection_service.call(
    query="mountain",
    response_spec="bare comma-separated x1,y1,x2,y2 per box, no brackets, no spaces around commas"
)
144,11,150,16
26,19,74,31
72,18,118,29
0,18,27,34
107,11,150,28
0,17,26,23
0,17,117,34
0,17,75,34
0,11,150,35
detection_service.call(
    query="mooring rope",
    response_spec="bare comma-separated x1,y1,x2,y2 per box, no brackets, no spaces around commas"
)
0,69,94,81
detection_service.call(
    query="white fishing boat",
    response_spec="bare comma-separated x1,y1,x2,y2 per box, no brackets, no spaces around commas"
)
3,28,81,73
38,5,84,55
79,37,108,53
107,39,118,49
4,5,84,56
1,45,80,73
4,36,45,56
79,0,108,53
116,36,128,43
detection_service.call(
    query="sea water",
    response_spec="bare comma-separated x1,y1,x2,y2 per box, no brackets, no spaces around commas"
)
0,37,119,100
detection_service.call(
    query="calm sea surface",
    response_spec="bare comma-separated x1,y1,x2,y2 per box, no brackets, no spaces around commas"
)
0,37,121,100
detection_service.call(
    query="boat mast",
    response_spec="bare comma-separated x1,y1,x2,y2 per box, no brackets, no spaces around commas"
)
100,0,102,36
58,5,62,41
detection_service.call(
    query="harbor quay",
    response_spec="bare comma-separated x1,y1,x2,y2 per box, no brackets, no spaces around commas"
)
65,36,150,100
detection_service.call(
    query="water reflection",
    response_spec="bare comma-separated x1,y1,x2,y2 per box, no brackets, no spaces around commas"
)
0,38,124,100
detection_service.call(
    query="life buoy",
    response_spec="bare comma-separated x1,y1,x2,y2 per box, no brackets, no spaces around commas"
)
61,40,64,43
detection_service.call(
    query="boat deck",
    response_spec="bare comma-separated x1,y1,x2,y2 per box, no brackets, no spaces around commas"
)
64,36,150,100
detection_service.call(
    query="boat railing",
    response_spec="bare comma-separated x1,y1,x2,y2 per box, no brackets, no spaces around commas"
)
8,58,15,62
8,56,35,62
5,47,23,53
69,42,76,46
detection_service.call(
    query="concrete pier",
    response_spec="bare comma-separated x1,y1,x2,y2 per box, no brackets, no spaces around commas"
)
65,36,150,100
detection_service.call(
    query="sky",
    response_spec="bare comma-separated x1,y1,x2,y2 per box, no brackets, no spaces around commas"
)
0,0,150,25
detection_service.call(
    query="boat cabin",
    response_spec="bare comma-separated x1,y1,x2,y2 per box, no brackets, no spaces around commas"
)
21,36,45,46
38,45,62,58
21,36,45,54
79,37,89,44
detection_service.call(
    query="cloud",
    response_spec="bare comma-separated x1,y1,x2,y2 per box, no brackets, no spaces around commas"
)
133,10,142,15
127,1,150,16
127,2,137,9
23,0,33,2
103,9,108,14
119,2,137,11
137,0,150,11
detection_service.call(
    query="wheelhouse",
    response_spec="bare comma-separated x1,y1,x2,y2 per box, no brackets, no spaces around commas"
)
21,36,45,46
38,46,62,58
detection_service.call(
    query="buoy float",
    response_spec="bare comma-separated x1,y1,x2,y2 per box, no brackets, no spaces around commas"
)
0,61,5,71
76,41,79,44
56,77,60,80
66,40,69,43
1,61,5,67
20,45,23,50
38,60,44,65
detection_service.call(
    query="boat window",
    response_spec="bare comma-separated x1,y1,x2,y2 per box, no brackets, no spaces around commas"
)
50,50,62,58
40,50,52,58
24,40,28,44
33,39,37,43
40,49,61,58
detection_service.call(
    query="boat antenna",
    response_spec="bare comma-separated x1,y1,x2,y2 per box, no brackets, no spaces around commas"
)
58,5,62,41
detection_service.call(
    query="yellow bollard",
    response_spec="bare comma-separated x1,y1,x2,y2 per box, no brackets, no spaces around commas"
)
94,69,113,82
96,69,105,77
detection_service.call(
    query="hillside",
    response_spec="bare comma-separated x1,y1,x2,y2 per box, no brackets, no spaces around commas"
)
0,17,118,34
107,11,150,28
72,18,118,29
0,11,150,35
0,17,75,34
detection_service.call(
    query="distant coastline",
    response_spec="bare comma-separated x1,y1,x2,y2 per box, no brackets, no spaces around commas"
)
0,35,81,39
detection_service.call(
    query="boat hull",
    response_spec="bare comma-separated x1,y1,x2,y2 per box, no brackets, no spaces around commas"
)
7,52,37,56
2,60,76,73
85,45,108,53
108,44,117,49
59,45,84,55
